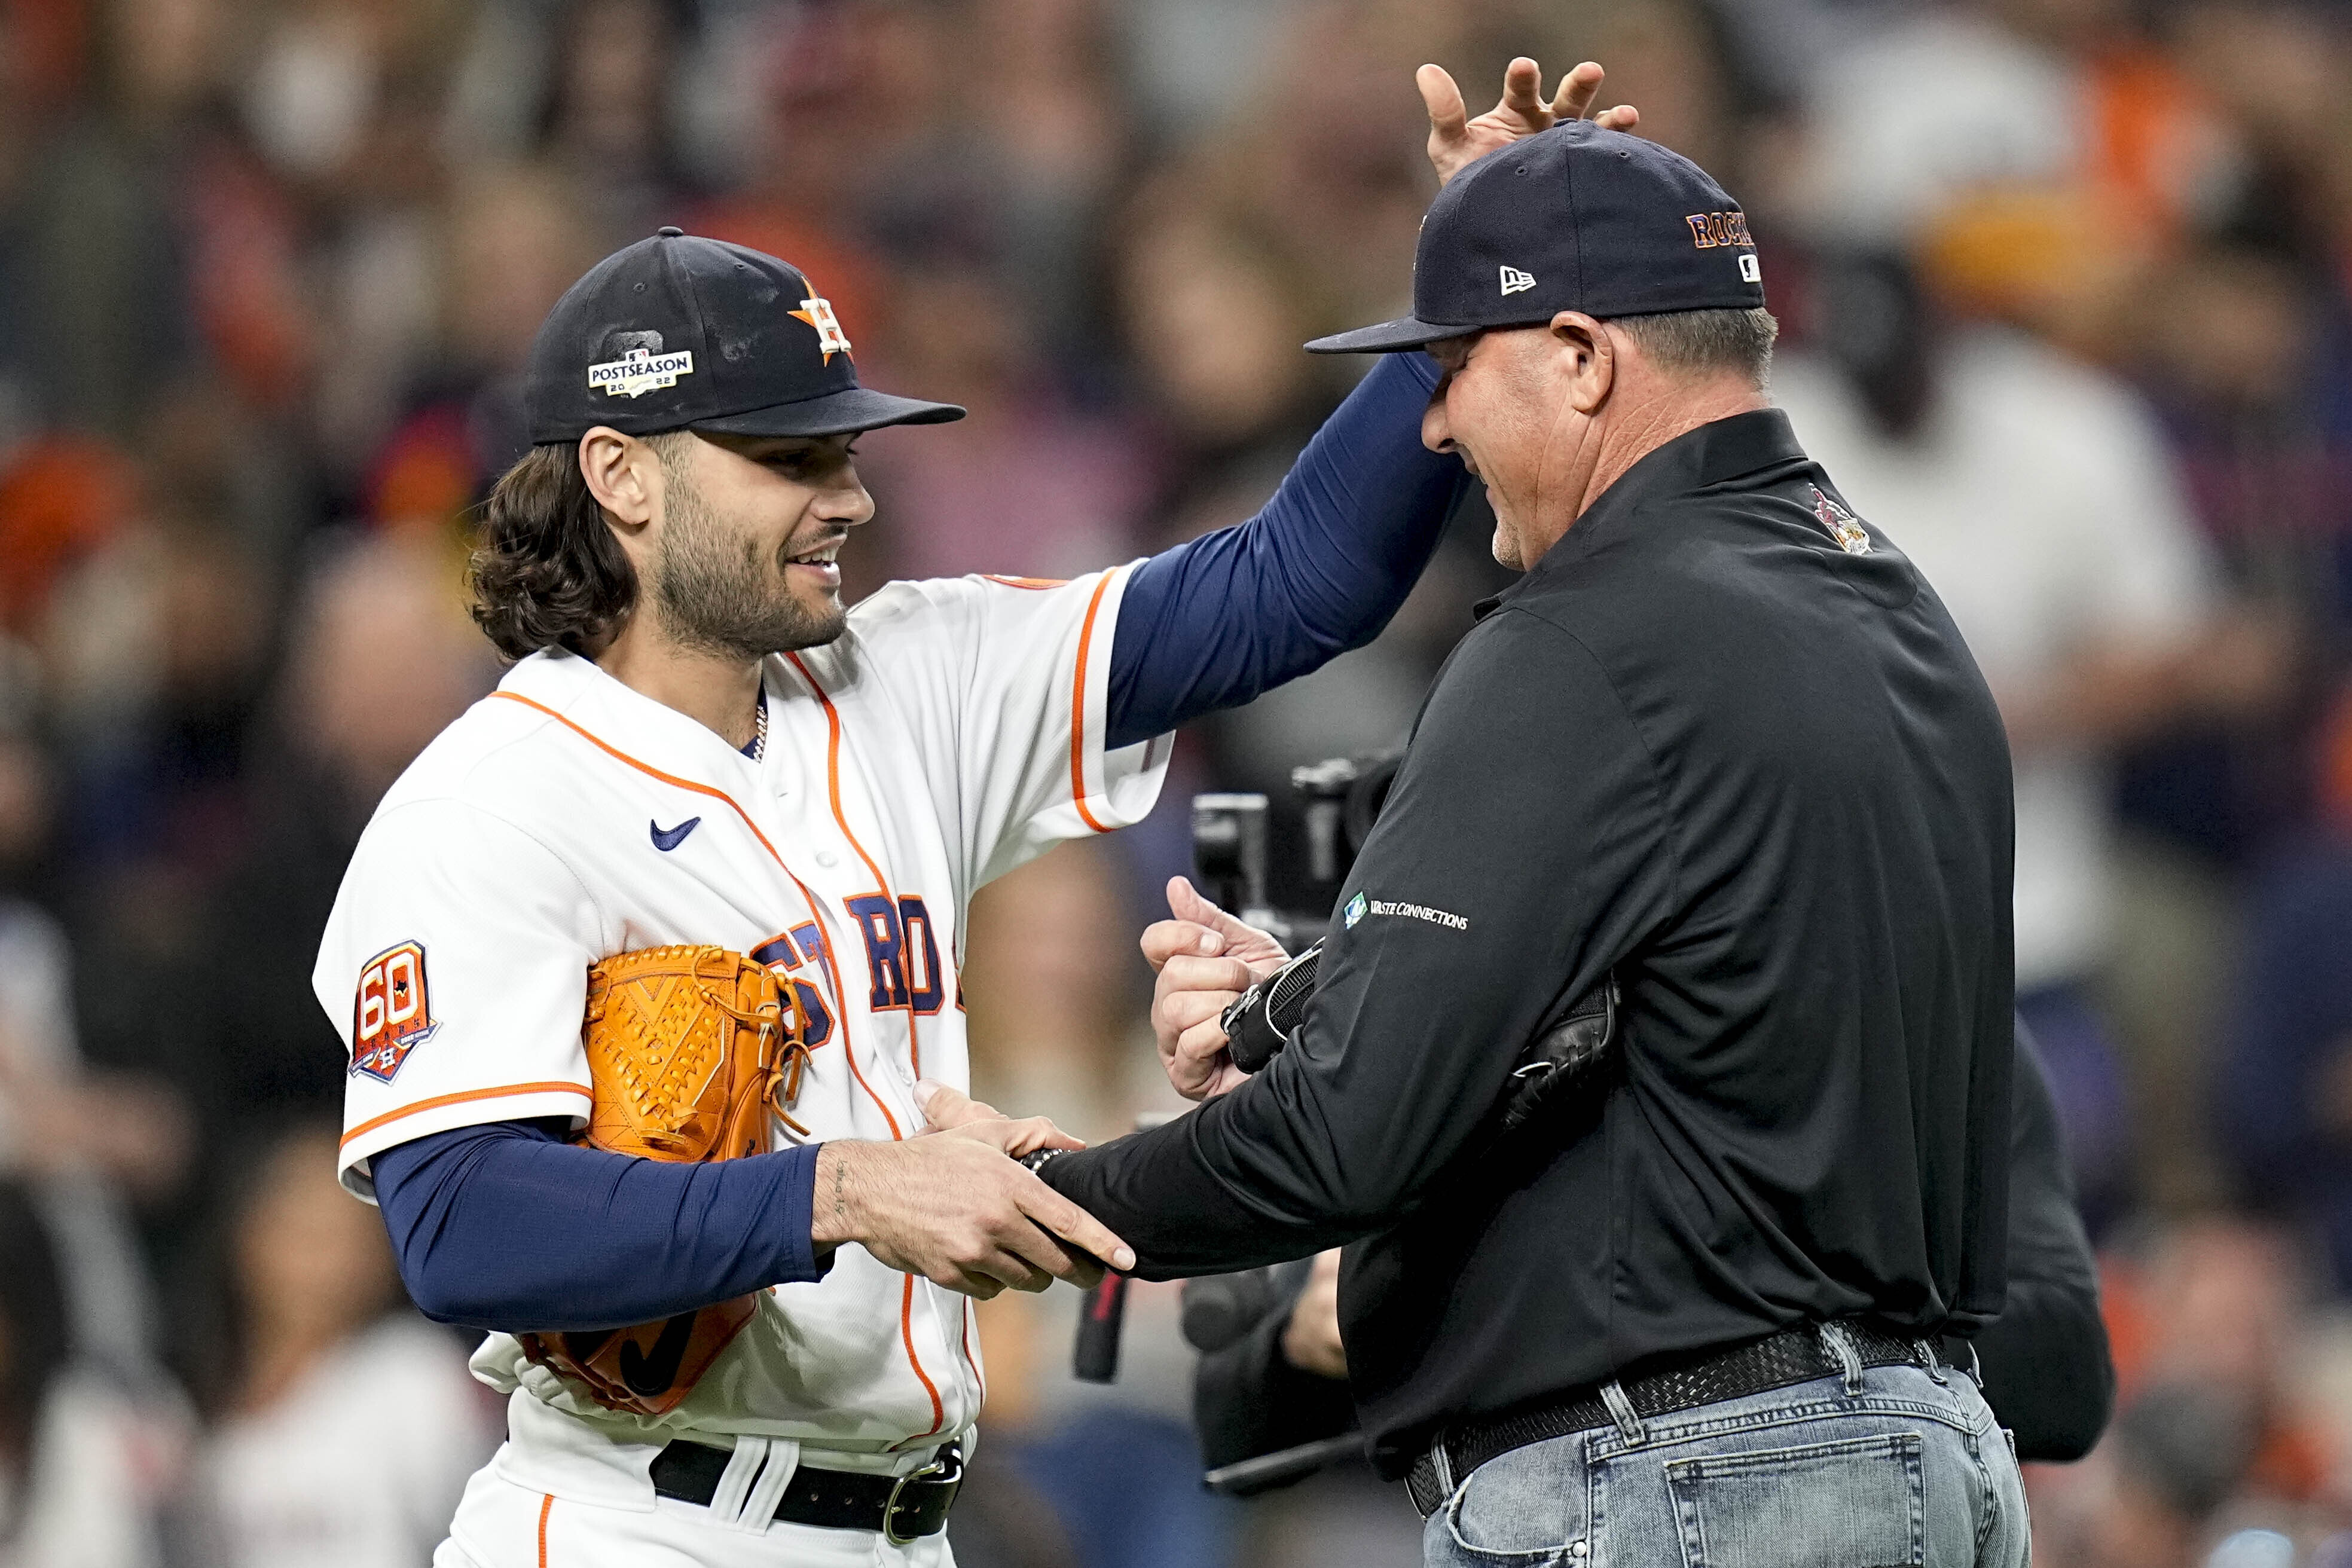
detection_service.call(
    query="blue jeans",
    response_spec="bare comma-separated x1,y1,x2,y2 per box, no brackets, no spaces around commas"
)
1423,1342,2029,1567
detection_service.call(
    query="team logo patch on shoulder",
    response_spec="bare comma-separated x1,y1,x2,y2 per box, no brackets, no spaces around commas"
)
351,940,439,1083
1812,485,1873,554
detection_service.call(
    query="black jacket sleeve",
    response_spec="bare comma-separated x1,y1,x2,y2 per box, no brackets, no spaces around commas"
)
1043,610,1674,1273
1191,1260,1358,1471
1971,1026,2115,1461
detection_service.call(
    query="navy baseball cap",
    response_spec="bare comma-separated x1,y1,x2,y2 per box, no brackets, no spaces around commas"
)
1306,121,1765,354
526,228,964,442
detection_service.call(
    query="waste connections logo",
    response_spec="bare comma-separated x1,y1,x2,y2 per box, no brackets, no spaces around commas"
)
1349,895,1469,931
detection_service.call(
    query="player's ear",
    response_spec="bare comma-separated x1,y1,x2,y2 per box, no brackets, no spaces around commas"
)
579,427,658,539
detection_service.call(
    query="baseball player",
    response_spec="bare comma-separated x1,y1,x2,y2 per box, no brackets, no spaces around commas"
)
314,60,1634,1567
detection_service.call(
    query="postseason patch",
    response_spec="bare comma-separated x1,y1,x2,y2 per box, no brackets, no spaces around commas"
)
351,940,440,1083
588,346,695,398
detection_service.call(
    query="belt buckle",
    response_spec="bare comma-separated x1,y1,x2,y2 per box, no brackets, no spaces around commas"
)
883,1444,962,1546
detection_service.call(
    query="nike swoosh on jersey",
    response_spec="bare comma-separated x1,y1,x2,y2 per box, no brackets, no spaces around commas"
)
649,817,702,851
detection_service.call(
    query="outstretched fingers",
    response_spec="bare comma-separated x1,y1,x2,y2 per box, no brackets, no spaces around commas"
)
1551,61,1605,120
1554,62,1638,132
1416,62,1468,140
1498,56,1551,126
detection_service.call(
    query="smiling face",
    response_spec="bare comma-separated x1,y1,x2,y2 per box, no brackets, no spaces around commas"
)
640,430,875,658
1420,322,1611,572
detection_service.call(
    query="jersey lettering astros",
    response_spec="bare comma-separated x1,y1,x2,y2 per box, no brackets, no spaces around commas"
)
313,567,1167,1474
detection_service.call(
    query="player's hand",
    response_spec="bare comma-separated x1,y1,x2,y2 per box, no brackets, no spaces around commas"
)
1281,1249,1348,1380
1418,59,1641,188
811,1136,1135,1300
1142,877,1287,1102
911,1078,1083,1160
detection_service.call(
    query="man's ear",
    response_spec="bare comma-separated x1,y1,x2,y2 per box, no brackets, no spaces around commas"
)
1549,311,1614,415
579,427,659,542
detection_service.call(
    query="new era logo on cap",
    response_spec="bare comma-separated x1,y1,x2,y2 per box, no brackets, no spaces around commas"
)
1499,265,1537,296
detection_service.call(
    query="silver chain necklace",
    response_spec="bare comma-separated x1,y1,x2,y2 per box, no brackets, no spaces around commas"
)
751,692,769,761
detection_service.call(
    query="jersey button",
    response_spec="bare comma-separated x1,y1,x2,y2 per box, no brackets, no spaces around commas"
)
815,849,839,868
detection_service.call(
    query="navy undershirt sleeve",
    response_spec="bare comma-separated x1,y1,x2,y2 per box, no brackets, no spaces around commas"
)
369,1117,829,1333
1106,353,1468,750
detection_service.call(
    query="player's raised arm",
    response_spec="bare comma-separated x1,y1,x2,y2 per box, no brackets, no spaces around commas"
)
1099,62,1638,751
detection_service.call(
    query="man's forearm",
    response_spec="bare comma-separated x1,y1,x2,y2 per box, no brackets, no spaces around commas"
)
1104,352,1468,748
1038,1096,1372,1277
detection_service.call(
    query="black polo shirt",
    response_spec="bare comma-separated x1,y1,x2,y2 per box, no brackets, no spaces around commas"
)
1042,408,2016,1475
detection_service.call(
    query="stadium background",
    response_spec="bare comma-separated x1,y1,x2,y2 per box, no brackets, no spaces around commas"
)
0,0,2347,1563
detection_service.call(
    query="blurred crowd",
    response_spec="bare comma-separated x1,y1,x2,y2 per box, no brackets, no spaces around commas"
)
0,0,2344,1563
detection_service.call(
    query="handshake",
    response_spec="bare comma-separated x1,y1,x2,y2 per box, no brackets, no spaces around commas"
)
810,874,1290,1301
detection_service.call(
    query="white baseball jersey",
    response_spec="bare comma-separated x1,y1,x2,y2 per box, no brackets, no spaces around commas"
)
313,566,1168,1476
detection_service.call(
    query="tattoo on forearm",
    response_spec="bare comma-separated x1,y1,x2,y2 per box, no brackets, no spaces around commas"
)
831,1150,848,1233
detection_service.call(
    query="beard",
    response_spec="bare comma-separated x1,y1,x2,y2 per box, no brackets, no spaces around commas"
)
646,461,845,659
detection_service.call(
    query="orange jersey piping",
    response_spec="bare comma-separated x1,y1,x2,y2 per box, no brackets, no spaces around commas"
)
1068,573,1116,833
340,1081,590,1151
536,1493,553,1567
899,1273,946,1441
781,652,924,1080
958,1296,985,1408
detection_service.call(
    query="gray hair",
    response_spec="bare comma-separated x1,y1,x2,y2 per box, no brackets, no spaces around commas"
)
1610,307,1779,389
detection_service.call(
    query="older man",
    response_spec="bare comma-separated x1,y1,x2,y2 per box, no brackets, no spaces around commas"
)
1007,119,2030,1566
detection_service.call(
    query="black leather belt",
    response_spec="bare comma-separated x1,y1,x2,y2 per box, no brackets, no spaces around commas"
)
650,1439,961,1542
1404,1321,1966,1518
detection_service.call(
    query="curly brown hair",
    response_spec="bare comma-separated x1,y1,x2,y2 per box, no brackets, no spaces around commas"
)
469,442,639,661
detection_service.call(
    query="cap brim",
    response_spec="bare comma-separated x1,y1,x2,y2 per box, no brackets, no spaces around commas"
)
691,384,966,438
1303,315,1469,354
